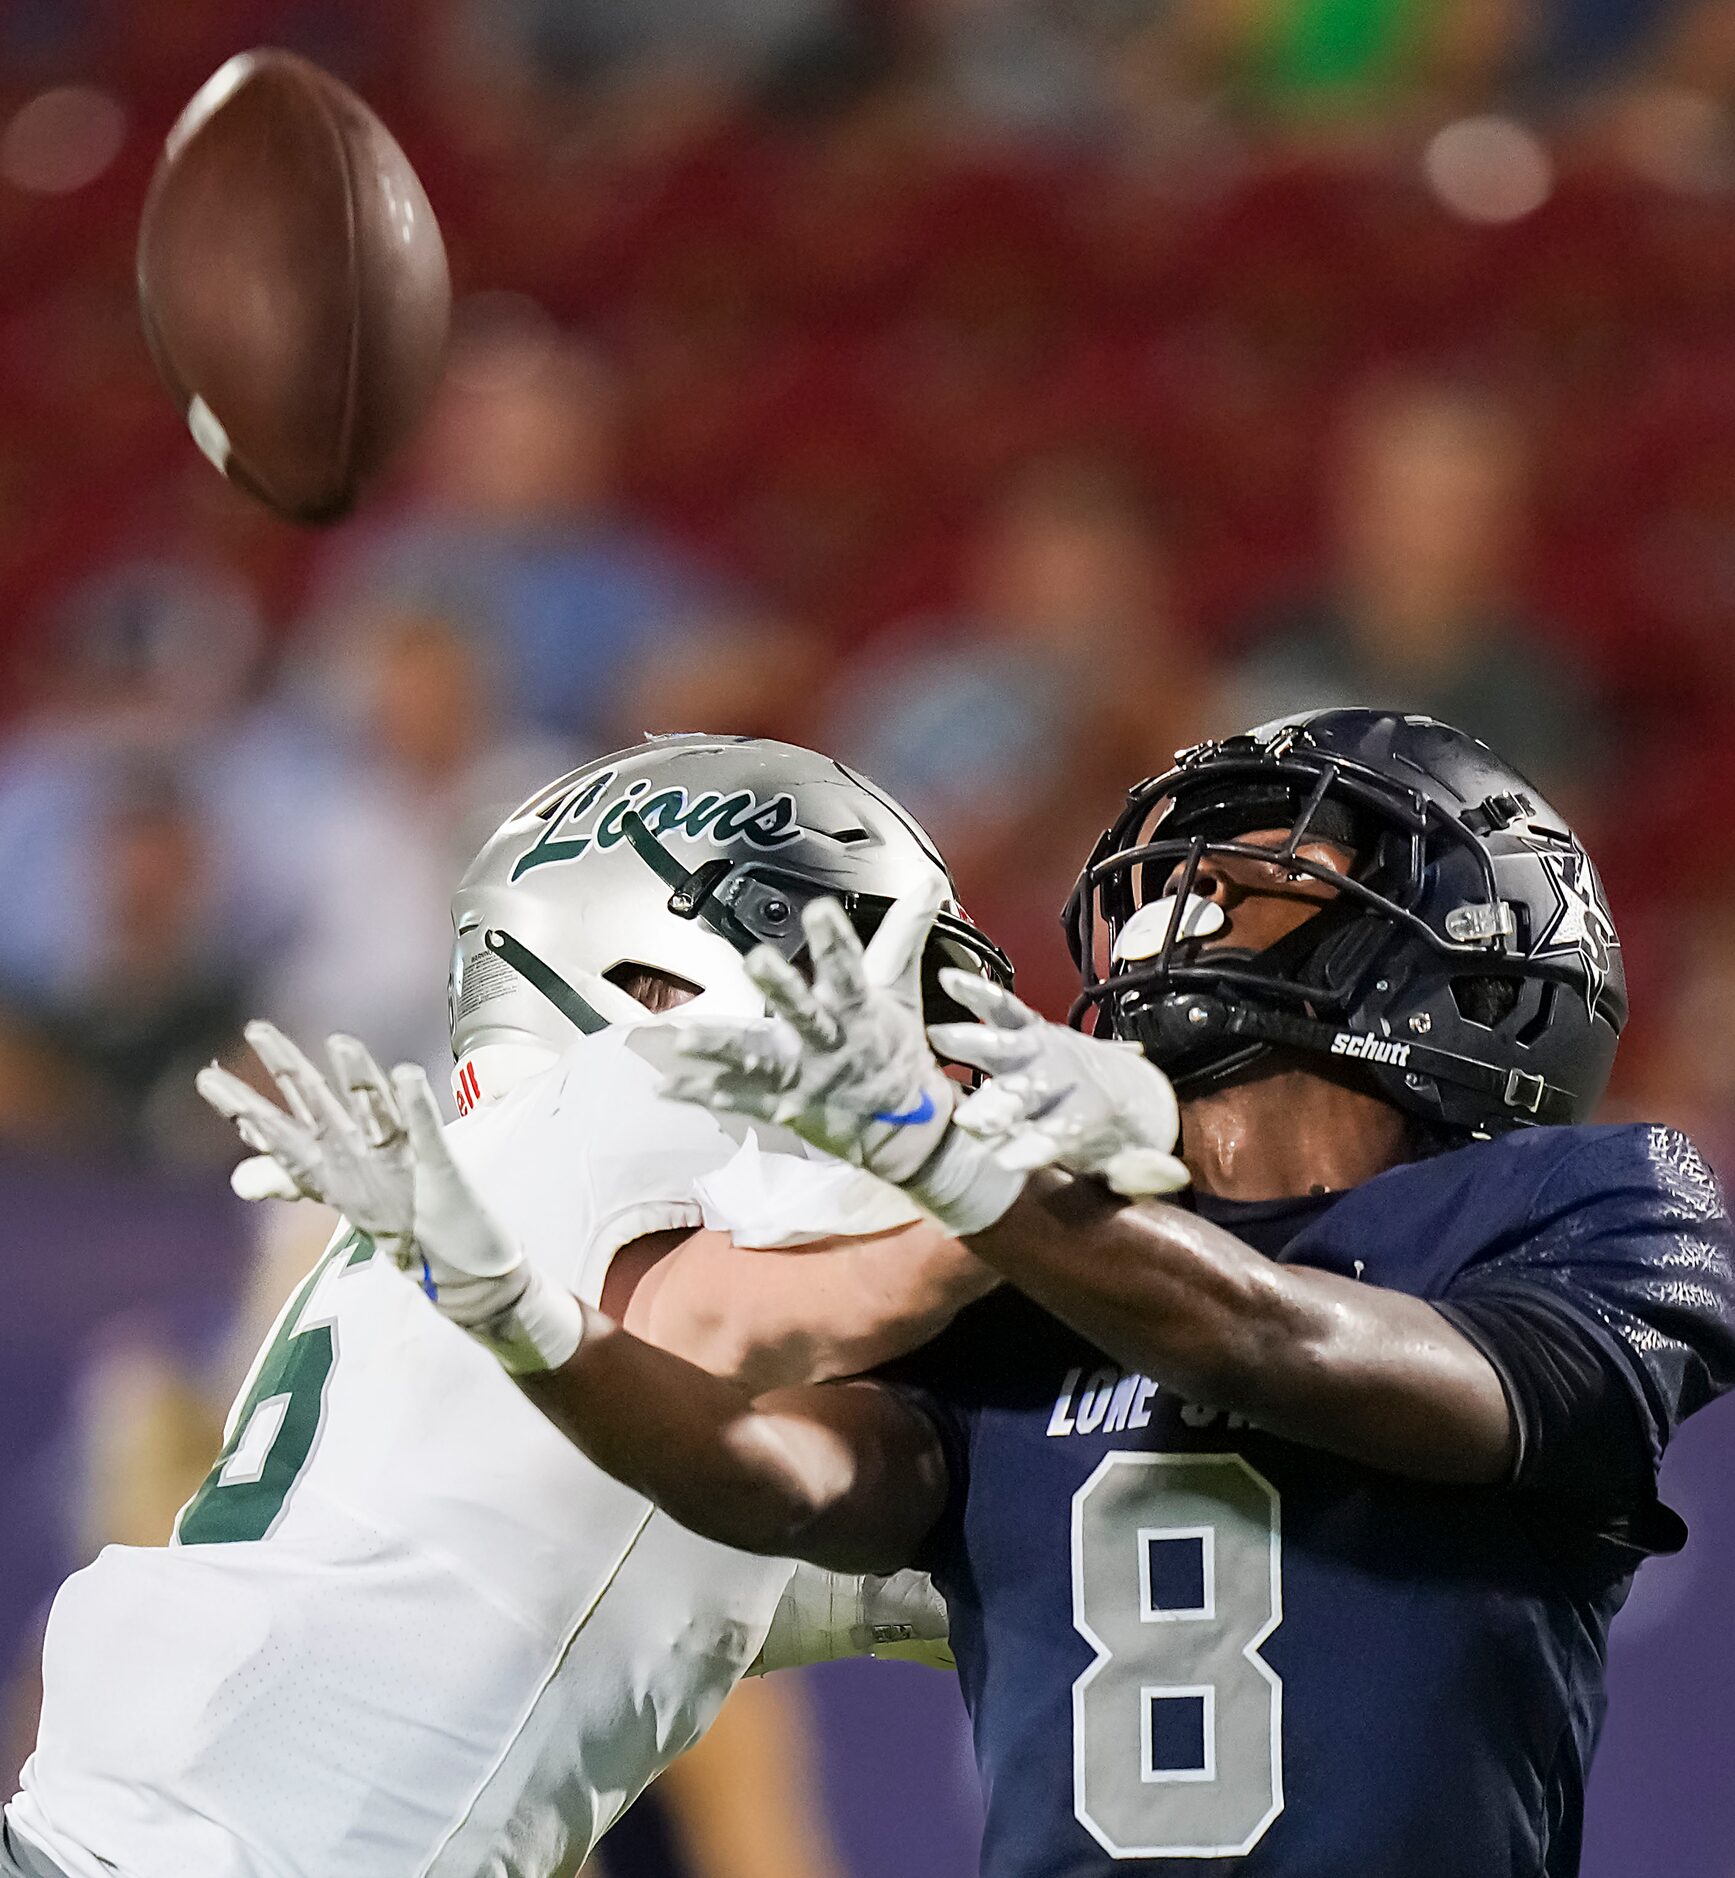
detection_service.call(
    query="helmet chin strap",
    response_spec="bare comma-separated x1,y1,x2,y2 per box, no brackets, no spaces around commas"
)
619,809,762,955
1121,898,1359,1091
483,928,624,1036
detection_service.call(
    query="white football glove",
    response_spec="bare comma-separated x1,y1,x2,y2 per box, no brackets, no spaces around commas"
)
930,972,1191,1199
659,882,1021,1235
197,1024,583,1374
196,1020,414,1242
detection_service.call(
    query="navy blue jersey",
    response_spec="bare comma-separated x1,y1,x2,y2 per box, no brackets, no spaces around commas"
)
884,1124,1735,1878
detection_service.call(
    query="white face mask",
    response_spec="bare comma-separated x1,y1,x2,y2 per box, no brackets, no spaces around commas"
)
1112,892,1226,962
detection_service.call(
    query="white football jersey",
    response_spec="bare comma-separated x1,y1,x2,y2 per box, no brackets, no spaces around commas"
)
9,1025,921,1878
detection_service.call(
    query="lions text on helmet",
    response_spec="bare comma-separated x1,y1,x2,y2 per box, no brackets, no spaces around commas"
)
448,734,1011,1113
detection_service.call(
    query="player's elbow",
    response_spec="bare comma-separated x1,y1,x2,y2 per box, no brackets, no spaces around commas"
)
695,1417,904,1573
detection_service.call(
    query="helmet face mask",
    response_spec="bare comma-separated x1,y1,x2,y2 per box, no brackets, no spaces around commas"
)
448,734,1011,1110
1065,711,1626,1135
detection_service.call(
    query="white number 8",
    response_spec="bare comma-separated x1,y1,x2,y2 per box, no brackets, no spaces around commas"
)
1072,1451,1283,1859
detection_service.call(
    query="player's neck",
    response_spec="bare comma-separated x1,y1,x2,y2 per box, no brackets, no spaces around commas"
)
1179,1063,1412,1202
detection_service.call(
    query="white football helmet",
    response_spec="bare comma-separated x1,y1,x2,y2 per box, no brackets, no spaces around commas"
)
448,734,1011,1110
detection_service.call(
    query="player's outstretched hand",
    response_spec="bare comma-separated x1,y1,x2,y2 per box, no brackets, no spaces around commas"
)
659,883,1021,1234
931,971,1191,1199
198,1024,581,1373
384,1063,584,1374
663,881,954,1178
196,1020,414,1246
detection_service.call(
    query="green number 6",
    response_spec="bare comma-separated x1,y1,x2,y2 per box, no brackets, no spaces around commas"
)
177,1231,375,1546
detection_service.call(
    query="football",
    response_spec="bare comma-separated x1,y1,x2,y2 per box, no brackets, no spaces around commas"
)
137,48,450,524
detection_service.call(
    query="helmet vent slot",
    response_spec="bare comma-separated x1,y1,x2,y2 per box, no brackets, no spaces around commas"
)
1516,979,1556,1045
603,962,702,1013
1450,975,1522,1028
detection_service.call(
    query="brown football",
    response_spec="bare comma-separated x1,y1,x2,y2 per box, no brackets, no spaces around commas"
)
138,49,450,524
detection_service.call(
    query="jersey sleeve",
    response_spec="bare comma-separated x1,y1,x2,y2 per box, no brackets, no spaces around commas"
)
1438,1125,1735,1522
561,1028,758,1304
693,1134,927,1247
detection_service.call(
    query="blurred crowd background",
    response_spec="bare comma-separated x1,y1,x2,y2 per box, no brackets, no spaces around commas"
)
5,0,1735,1873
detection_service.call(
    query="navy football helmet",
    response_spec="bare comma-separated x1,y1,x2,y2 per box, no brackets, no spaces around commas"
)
1064,710,1625,1134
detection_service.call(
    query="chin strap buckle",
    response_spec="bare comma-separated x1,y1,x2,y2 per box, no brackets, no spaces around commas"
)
667,856,733,921
1446,901,1517,944
1504,1068,1547,1113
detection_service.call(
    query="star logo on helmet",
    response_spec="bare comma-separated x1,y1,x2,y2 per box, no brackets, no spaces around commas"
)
1531,839,1618,1015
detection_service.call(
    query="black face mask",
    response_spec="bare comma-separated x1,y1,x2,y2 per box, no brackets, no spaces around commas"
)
1069,778,1394,1090
1064,711,1613,1133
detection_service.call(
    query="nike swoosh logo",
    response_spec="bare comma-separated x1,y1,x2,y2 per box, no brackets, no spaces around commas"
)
874,1090,937,1127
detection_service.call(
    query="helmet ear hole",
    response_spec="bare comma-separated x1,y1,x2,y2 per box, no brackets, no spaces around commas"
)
603,962,703,1013
1450,975,1522,1028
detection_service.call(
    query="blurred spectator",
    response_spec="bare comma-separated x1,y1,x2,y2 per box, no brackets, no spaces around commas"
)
448,0,852,98
1541,0,1679,93
0,763,246,1166
261,599,570,1089
0,554,265,1006
1225,374,1608,810
1255,0,1423,122
0,561,268,1162
829,457,1216,1013
1246,0,1540,129
1099,0,1256,168
34,768,246,1163
616,610,829,746
1629,878,1735,1175
312,302,722,747
910,0,1114,146
1599,0,1735,189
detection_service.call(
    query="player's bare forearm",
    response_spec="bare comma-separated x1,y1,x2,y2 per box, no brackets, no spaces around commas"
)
967,1172,1515,1485
517,1311,946,1573
627,1223,995,1394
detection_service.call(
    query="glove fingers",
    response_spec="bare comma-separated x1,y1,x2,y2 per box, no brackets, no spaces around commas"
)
198,1065,321,1189
326,1033,403,1147
803,898,871,1011
1099,1148,1192,1198
390,1061,454,1246
862,878,943,999
936,967,1036,1030
392,1061,527,1286
673,1020,795,1079
244,1019,347,1137
660,1069,778,1122
195,1061,270,1128
391,1062,449,1163
928,1023,1036,1076
197,1064,306,1157
746,946,843,1050
229,1155,305,1203
991,1128,1065,1174
952,1078,1032,1139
